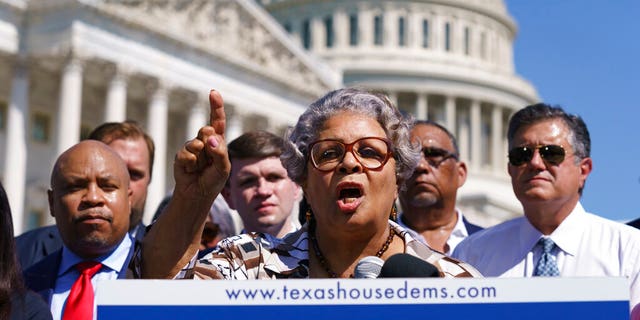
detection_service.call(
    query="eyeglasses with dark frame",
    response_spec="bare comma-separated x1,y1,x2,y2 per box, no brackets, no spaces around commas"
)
421,147,459,167
508,144,566,166
309,137,393,172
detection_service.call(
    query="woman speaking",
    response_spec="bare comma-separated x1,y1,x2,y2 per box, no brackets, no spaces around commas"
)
142,88,480,279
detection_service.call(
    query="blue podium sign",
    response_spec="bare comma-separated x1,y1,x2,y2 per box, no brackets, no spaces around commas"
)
96,277,629,319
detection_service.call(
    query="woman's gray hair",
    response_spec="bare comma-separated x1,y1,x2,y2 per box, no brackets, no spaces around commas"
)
281,87,420,189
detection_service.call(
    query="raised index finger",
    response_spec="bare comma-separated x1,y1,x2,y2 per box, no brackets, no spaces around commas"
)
209,90,226,137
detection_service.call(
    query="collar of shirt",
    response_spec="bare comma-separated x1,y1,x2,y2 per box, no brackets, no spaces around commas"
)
129,223,142,240
450,209,468,238
521,201,582,257
548,202,584,257
58,233,133,277
240,220,301,239
397,208,468,255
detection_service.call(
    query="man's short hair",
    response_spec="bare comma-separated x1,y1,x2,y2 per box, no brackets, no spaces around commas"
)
507,103,590,161
227,130,284,161
88,121,155,178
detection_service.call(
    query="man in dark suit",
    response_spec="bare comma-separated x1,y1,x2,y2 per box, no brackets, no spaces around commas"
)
16,121,154,269
24,140,136,320
397,120,482,255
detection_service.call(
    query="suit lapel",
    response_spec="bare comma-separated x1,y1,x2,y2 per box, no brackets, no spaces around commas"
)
23,250,62,304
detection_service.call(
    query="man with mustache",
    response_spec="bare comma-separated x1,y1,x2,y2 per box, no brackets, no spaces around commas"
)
397,120,482,255
23,140,135,320
16,121,154,269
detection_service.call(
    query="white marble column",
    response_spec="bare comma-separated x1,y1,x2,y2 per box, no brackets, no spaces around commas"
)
4,61,29,234
387,91,398,108
226,106,244,142
471,25,480,59
505,36,515,72
104,67,128,122
488,30,497,65
385,10,397,48
470,100,482,171
334,8,349,49
360,10,373,47
444,95,456,135
55,56,83,156
491,105,504,173
186,95,208,141
450,18,460,54
432,14,442,51
458,112,470,165
311,16,324,51
144,82,169,225
415,92,428,120
408,11,421,49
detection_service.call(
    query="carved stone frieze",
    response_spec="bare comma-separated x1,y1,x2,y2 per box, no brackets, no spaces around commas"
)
99,0,331,96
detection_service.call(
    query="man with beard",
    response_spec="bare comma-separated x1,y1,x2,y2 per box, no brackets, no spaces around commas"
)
397,120,481,255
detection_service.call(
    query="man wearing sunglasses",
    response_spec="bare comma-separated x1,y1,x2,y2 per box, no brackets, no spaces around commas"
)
397,120,482,255
452,103,640,311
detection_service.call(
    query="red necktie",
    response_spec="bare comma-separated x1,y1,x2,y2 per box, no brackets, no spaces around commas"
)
62,261,103,320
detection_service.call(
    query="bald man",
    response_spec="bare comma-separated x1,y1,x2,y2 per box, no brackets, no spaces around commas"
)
16,121,154,269
24,141,135,320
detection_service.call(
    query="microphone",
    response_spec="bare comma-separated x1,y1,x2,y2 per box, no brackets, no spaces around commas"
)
378,253,440,278
354,256,385,279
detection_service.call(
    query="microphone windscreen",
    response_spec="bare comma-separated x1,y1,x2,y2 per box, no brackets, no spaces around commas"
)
379,253,440,278
354,256,384,279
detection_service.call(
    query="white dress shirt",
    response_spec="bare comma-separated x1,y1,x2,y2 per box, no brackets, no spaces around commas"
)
452,202,640,308
397,209,470,255
51,234,132,320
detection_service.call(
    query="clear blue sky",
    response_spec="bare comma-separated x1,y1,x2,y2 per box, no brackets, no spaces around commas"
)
506,0,640,222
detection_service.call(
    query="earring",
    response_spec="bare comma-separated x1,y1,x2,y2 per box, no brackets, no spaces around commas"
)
390,203,398,221
306,209,313,223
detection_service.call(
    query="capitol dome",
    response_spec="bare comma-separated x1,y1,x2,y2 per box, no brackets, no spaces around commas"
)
259,0,539,225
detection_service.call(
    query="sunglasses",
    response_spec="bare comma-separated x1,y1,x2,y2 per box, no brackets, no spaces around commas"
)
422,147,458,167
508,144,566,166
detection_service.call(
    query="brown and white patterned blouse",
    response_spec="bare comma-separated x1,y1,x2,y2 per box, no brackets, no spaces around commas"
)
178,221,482,280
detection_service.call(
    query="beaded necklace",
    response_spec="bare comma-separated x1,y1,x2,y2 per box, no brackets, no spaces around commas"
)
309,224,396,278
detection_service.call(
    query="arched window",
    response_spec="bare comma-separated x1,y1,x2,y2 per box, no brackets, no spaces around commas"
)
444,22,451,51
302,19,311,49
398,16,406,46
422,19,429,48
349,14,359,46
374,14,384,46
480,31,487,59
324,16,334,48
464,26,470,55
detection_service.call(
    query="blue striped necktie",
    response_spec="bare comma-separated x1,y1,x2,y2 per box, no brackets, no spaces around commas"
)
534,238,560,277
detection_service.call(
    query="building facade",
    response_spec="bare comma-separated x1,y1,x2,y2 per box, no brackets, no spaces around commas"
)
260,0,538,226
0,0,537,234
0,0,340,233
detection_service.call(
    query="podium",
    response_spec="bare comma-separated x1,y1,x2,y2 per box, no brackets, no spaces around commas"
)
96,277,629,319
